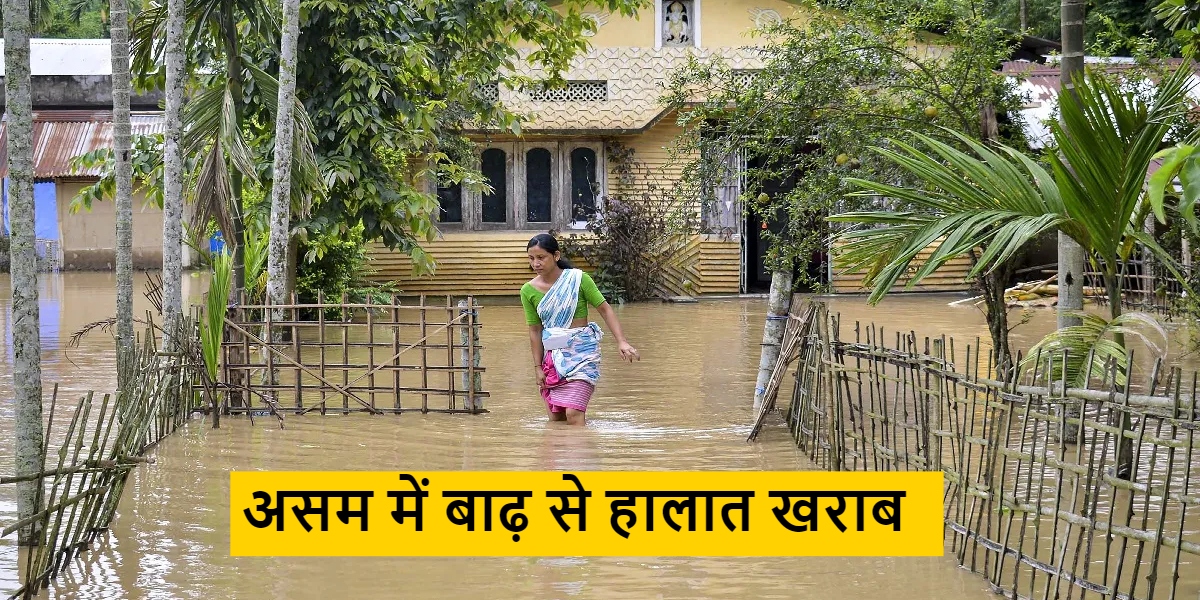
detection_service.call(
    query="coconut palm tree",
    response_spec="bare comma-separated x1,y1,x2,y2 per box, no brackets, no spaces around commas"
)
160,0,185,350
130,0,278,296
130,0,320,300
111,0,135,374
3,0,46,546
829,62,1196,385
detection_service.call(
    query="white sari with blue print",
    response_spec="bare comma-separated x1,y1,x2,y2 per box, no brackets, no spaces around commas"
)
537,268,603,385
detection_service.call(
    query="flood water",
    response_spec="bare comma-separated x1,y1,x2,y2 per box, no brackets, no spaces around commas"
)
0,272,1197,599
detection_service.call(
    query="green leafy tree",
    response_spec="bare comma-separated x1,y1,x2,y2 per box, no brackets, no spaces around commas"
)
281,0,644,275
988,0,1177,56
663,0,1028,395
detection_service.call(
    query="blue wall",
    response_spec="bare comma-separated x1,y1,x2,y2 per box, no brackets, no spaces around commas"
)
1,179,58,241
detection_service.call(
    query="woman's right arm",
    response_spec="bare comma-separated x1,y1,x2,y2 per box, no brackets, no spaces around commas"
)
529,324,546,387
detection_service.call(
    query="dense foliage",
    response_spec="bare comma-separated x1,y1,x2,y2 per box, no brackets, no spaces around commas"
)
989,0,1176,56
274,0,644,275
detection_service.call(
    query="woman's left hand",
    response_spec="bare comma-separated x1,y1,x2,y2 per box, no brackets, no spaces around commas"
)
618,341,640,362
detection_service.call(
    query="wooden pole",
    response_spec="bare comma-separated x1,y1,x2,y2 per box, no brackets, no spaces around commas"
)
293,291,301,409
420,294,429,412
318,289,327,415
393,295,401,412
459,297,482,412
367,294,377,413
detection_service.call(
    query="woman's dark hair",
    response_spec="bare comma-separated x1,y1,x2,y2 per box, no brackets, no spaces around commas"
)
527,233,574,269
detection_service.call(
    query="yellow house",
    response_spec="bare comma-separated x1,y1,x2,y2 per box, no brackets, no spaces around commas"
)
365,0,997,298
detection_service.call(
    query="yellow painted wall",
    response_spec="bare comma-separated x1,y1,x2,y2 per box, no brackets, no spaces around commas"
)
56,180,165,270
526,0,811,50
699,0,805,47
578,8,653,48
607,112,691,197
367,232,557,297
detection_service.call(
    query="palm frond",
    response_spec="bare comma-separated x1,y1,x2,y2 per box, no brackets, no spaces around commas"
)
181,80,260,185
190,140,237,247
831,130,1066,304
200,251,233,380
1049,63,1195,267
1021,310,1168,388
130,2,165,84
245,62,325,217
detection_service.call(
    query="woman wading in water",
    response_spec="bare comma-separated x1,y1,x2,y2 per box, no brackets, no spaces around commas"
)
521,233,639,425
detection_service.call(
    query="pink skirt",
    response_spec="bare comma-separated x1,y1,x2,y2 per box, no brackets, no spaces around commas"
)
541,352,595,413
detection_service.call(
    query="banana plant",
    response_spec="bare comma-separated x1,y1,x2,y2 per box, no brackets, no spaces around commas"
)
200,249,233,381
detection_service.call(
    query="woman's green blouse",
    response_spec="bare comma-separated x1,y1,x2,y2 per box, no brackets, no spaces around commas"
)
520,271,606,326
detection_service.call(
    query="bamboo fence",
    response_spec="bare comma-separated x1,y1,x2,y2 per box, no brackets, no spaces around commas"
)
218,293,488,415
2,317,201,600
762,299,1200,600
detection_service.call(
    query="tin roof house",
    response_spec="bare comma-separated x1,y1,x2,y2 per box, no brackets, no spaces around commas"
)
0,38,170,271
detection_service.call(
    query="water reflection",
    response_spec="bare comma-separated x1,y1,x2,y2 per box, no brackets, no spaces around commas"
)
1,276,1195,598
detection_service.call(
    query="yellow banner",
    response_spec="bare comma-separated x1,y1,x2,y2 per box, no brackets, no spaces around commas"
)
229,471,944,557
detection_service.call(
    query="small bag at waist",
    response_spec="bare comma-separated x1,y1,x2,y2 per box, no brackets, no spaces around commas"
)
542,331,571,350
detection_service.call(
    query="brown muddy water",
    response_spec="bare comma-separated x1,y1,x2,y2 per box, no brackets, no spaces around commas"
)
0,272,1197,599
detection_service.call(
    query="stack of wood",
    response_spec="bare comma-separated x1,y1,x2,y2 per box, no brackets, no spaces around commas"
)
949,275,1106,309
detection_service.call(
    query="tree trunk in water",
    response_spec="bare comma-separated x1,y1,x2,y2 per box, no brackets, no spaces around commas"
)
223,5,247,296
1104,272,1134,480
285,234,299,303
753,269,793,411
221,5,247,408
161,0,186,350
2,0,46,546
975,104,1015,380
979,263,1014,380
266,0,301,393
111,0,134,377
1058,0,1086,444
267,0,301,324
1058,0,1086,332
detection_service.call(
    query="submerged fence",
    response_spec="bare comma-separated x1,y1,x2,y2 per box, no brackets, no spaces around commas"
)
756,300,1200,600
2,318,201,599
218,293,488,416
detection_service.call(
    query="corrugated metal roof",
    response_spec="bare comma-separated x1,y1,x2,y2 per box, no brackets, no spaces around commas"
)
1002,59,1200,149
0,110,164,178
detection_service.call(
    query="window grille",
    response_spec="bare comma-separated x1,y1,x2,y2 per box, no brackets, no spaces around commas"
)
479,82,500,103
732,70,759,89
527,81,609,102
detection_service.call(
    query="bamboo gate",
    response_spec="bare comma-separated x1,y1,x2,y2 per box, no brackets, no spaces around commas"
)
752,299,1200,600
1,316,202,600
218,293,488,416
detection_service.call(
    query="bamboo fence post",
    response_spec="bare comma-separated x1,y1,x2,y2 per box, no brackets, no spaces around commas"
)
342,291,350,414
1167,373,1196,599
239,292,251,413
293,292,302,409
318,290,327,415
445,295,456,411
265,295,276,411
459,297,482,412
392,295,401,412
420,294,429,412
367,294,377,413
